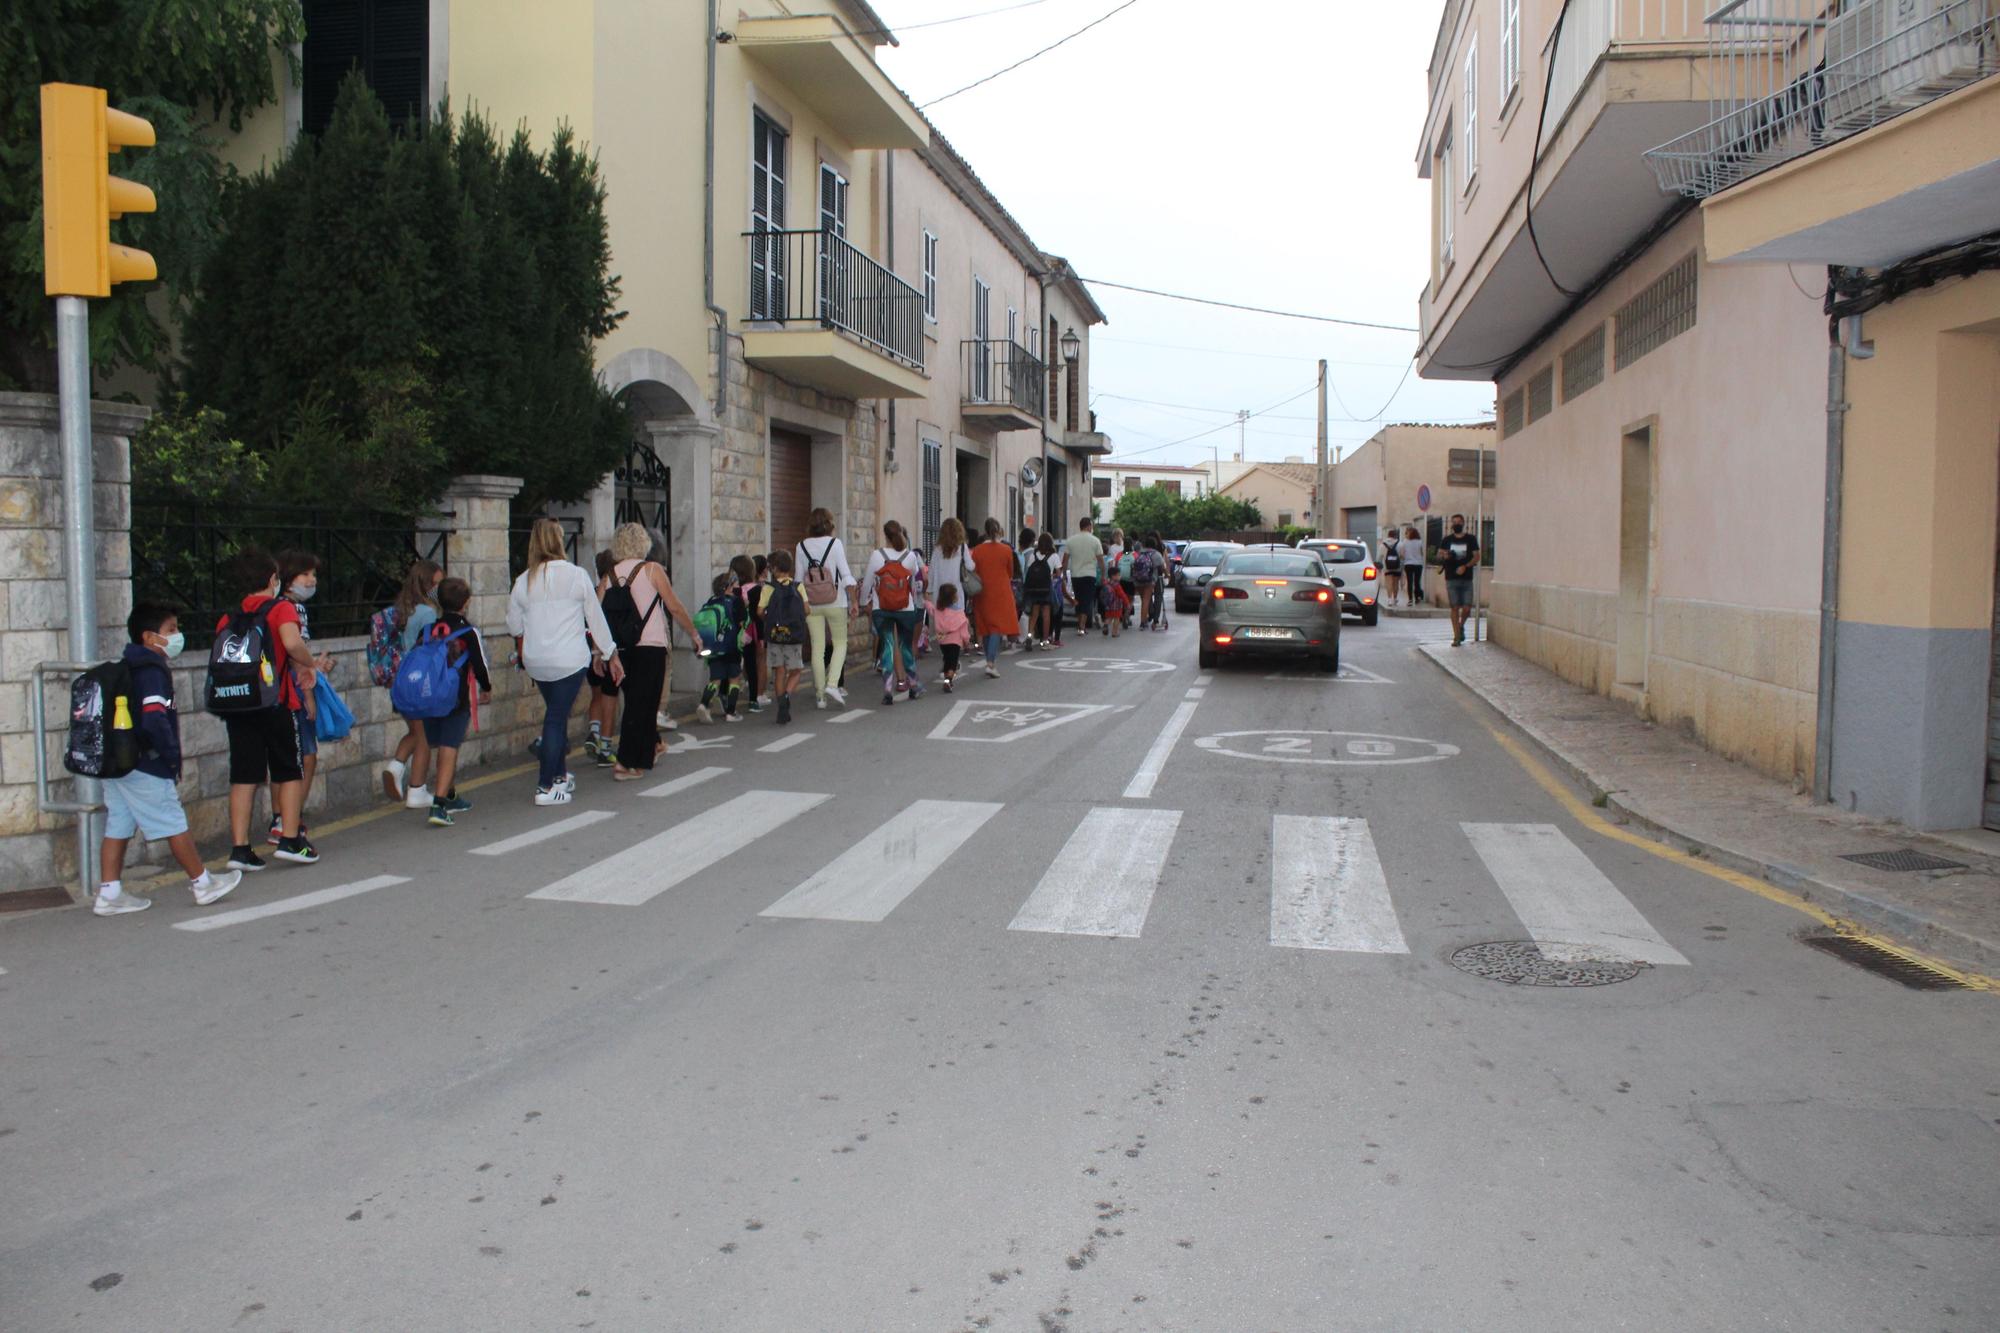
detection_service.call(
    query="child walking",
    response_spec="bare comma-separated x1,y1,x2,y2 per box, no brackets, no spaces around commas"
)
694,571,745,723
728,554,763,713
1103,579,1130,637
757,551,810,724
932,584,972,693
93,602,242,915
422,577,492,828
585,550,621,764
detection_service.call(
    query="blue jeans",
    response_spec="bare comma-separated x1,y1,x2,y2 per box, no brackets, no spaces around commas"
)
534,669,586,788
873,608,920,679
984,631,1003,664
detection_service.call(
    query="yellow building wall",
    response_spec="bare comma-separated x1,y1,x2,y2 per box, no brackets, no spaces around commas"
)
447,0,594,148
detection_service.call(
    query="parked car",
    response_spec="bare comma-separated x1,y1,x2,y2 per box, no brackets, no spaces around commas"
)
1173,541,1245,613
1161,539,1189,583
1297,538,1381,626
1196,548,1340,673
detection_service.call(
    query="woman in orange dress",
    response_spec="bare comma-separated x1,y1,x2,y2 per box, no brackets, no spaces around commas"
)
967,518,1020,680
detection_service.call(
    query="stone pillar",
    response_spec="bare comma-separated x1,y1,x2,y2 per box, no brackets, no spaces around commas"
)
438,474,522,630
653,422,718,696
0,392,145,895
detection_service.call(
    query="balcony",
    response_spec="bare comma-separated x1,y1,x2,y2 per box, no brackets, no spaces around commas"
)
735,14,927,151
1063,430,1113,457
1648,0,2000,268
742,229,928,400
960,339,1046,431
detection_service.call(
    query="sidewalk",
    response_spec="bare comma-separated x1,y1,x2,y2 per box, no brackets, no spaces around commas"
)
1421,639,2000,978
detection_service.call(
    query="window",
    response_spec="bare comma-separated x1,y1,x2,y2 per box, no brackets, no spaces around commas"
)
971,278,991,400
1562,324,1606,401
748,112,788,320
1123,476,1143,492
303,0,428,137
1615,252,1699,370
817,163,848,325
1436,130,1455,271
921,229,937,321
1500,388,1525,438
1006,306,1018,346
1092,476,1112,499
1462,39,1479,191
1527,366,1554,422
1501,0,1521,104
921,437,942,558
1162,480,1182,497
1277,512,1295,528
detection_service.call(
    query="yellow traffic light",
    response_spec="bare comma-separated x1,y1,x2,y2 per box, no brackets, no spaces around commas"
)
41,83,158,299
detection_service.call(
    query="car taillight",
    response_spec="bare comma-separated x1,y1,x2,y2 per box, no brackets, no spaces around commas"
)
1211,586,1248,600
1293,589,1331,603
1363,566,1377,580
1213,634,1233,645
1363,597,1376,606
1254,579,1288,586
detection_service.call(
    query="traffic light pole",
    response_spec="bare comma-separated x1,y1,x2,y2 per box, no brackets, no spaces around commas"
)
56,294,100,894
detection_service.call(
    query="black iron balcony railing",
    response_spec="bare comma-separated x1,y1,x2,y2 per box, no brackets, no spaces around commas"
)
744,227,925,372
960,338,1047,417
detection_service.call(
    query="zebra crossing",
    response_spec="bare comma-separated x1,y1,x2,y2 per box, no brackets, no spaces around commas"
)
505,789,1692,965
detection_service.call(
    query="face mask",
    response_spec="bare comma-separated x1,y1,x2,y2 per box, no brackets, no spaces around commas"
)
157,631,185,660
1451,525,1464,534
290,583,317,602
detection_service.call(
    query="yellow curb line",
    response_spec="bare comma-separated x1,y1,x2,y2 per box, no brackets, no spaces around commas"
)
1486,725,1995,993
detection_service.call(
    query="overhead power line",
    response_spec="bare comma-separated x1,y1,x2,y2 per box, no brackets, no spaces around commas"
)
731,0,1058,43
1077,278,1421,333
923,0,1146,108
1111,385,1319,460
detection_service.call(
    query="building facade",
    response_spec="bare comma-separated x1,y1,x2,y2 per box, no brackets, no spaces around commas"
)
1093,460,1214,510
1219,463,1318,531
1332,422,1497,554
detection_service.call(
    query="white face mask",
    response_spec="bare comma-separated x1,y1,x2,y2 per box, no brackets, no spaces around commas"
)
290,583,317,602
156,631,185,660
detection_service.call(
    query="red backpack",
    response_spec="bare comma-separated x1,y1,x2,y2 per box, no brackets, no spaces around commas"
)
875,551,914,611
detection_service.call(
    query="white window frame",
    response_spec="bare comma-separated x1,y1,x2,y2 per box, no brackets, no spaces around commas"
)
1501,0,1521,105
921,229,938,322
1436,129,1455,272
1462,39,1479,193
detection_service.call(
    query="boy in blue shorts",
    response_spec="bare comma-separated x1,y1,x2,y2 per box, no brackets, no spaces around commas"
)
93,602,242,916
694,571,745,723
422,577,492,828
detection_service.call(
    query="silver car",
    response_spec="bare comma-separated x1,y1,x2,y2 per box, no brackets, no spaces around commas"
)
1172,541,1245,614
1197,549,1340,673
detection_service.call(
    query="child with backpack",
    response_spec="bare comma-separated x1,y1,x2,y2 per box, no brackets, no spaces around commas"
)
1022,533,1059,649
267,550,335,846
375,560,442,809
209,548,322,870
756,551,809,724
584,549,622,764
1103,578,1130,637
85,602,243,916
414,577,490,827
932,584,971,693
728,554,763,713
862,521,925,705
694,571,745,723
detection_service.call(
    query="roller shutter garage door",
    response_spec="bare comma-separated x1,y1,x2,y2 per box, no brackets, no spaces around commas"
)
769,429,814,553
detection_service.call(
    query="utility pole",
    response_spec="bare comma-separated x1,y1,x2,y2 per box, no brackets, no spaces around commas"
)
1315,360,1329,538
1235,408,1247,463
1475,435,1485,642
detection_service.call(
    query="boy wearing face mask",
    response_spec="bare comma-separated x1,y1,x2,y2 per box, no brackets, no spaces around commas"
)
267,550,336,845
1439,513,1482,646
92,603,243,915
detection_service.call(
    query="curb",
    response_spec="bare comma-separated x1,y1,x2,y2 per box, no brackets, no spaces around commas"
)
1418,643,2000,978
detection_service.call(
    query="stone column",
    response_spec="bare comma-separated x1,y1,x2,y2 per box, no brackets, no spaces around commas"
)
0,392,145,896
653,422,718,696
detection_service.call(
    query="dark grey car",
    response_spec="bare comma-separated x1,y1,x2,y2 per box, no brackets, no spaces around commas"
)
1196,549,1340,673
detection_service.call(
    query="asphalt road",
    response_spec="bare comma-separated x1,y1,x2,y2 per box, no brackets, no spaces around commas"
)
4,615,1997,1331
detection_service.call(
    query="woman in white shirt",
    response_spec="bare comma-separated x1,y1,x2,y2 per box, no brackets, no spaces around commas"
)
927,516,971,611
507,519,622,805
861,520,926,704
795,507,858,710
1398,527,1428,606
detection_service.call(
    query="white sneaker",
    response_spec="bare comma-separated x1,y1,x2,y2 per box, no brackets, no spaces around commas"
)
694,703,713,724
383,758,406,802
722,711,742,723
534,785,572,806
93,891,152,916
558,773,576,794
192,870,242,907
657,712,678,731
815,695,827,710
984,663,1000,679
404,783,432,810
826,685,848,707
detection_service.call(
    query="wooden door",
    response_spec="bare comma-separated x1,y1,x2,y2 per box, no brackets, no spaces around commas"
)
769,428,814,553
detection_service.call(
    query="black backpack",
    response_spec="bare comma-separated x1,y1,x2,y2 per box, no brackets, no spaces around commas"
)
64,660,142,779
602,565,660,651
763,580,809,645
1025,553,1053,593
205,603,284,713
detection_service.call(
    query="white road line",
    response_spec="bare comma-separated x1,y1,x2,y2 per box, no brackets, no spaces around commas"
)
1009,808,1181,938
470,810,617,857
1185,687,1206,699
1195,674,1213,685
1123,700,1200,799
171,875,411,933
761,799,1003,922
1269,816,1409,953
528,790,829,906
759,733,814,753
1462,823,1689,965
827,709,873,724
640,766,730,799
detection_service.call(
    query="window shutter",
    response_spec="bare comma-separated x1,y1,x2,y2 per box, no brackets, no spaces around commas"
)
368,0,428,130
302,0,365,136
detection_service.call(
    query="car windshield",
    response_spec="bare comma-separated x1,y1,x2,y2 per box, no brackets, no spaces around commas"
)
1185,546,1236,567
1306,544,1366,564
1217,553,1324,579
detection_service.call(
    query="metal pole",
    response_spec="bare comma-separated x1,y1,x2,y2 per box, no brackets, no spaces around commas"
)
1813,336,1849,804
1475,434,1485,642
1315,361,1328,538
56,294,99,899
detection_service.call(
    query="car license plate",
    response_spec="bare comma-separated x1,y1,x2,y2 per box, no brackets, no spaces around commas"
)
1239,627,1299,641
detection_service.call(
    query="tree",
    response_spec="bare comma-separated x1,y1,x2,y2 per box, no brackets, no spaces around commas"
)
179,77,628,514
0,0,304,390
1110,486,1264,540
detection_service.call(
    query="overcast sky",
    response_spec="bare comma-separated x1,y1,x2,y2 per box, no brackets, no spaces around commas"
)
869,0,1497,468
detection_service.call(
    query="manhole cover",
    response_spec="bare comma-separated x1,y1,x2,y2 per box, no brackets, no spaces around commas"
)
1838,848,1968,873
1449,940,1646,987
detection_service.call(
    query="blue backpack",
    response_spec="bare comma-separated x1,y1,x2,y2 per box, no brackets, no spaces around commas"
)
390,625,475,719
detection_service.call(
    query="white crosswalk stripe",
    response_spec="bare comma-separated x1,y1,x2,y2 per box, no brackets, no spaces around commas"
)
470,810,616,857
1009,807,1181,938
759,732,813,753
1269,816,1408,953
173,875,410,933
761,799,1003,922
640,766,730,799
528,790,829,907
1461,822,1689,965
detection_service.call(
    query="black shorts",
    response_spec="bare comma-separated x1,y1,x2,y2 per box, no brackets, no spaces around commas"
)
225,706,303,785
588,661,621,696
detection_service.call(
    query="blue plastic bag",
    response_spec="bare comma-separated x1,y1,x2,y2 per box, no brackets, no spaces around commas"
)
314,673,355,742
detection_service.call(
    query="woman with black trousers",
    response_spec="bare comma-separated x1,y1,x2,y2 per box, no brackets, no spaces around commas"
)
602,521,700,780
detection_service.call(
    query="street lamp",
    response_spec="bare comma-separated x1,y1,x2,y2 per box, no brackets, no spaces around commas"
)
1059,326,1081,365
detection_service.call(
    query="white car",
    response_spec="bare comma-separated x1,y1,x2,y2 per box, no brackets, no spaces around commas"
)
1298,538,1381,626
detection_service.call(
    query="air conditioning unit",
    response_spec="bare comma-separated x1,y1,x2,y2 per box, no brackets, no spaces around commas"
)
1822,0,1994,131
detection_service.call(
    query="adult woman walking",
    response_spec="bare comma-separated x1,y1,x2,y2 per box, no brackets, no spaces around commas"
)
795,507,857,710
601,521,701,780
1379,529,1403,607
508,519,622,806
862,520,925,702
928,516,971,612
383,558,442,808
1399,525,1427,606
967,519,1020,679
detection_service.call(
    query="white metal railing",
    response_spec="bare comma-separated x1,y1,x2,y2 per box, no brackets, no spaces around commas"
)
1646,0,2000,197
1545,0,1706,134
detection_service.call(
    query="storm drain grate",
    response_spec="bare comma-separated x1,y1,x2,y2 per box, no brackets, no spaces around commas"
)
1449,940,1646,987
0,886,74,914
1800,934,1973,991
1838,848,1968,874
